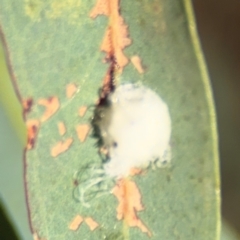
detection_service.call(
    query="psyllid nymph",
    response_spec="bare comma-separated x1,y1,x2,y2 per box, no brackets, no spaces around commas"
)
92,83,172,178
74,83,172,206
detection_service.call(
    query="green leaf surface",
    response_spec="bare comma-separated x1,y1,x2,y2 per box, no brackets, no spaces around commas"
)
0,0,220,239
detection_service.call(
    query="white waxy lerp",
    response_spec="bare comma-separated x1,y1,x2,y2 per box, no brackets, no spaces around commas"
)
98,83,171,178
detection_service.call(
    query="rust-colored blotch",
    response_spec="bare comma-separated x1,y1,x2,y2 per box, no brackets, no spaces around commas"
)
131,55,144,74
33,232,39,240
58,121,66,136
38,96,60,122
69,215,84,231
26,119,40,150
129,168,144,176
100,18,131,70
51,138,73,157
78,106,87,117
100,146,108,156
90,0,132,71
33,232,46,240
76,124,90,142
112,179,152,237
22,98,33,114
66,83,78,99
84,217,99,231
89,0,110,18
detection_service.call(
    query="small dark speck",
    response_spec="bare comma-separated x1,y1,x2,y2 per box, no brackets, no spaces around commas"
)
161,160,167,165
73,180,79,186
167,174,171,182
139,18,146,27
28,138,35,148
198,178,203,183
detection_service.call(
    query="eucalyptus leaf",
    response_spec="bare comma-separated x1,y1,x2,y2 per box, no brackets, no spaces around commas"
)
0,0,220,239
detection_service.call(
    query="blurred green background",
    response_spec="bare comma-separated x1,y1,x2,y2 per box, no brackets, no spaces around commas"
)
193,0,240,236
0,0,240,239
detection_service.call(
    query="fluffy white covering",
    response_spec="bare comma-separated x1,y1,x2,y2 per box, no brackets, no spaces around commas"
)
103,84,171,178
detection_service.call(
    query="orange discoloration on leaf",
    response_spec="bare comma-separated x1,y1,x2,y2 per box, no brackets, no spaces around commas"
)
22,98,33,114
58,121,66,136
78,106,87,117
33,233,38,240
38,96,60,122
90,0,131,71
84,217,99,231
66,83,78,98
26,119,40,150
112,179,152,237
100,27,112,54
51,138,73,157
76,124,90,142
69,215,84,231
129,168,144,176
131,55,145,74
33,232,46,240
89,0,110,18
100,146,108,156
